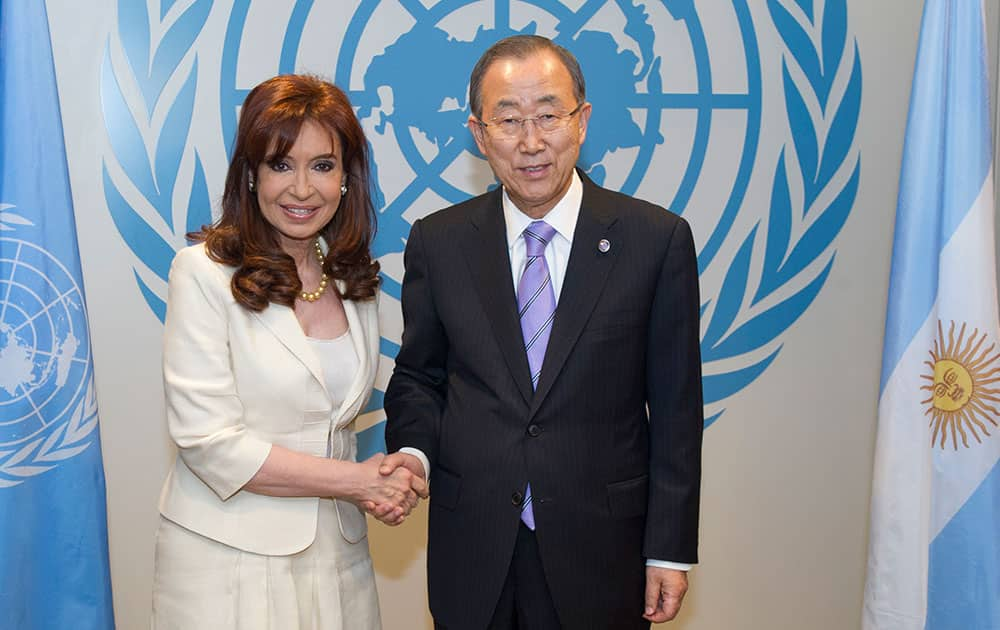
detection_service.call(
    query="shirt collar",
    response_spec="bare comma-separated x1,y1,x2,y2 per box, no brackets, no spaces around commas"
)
503,170,583,250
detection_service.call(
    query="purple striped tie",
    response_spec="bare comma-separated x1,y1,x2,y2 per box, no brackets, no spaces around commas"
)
517,220,557,530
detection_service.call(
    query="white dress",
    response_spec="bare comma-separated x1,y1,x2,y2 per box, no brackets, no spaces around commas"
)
152,329,381,630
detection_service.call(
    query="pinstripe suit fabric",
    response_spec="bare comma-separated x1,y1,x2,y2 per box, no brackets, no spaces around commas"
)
386,172,703,630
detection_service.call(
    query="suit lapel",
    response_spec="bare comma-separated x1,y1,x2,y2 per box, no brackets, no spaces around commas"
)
251,301,328,396
530,183,620,418
336,287,374,422
461,191,534,406
252,284,377,423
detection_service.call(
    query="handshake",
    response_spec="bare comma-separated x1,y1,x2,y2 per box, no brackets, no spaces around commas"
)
357,452,429,526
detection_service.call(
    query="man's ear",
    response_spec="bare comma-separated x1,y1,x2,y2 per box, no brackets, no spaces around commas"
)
468,116,488,156
576,102,593,146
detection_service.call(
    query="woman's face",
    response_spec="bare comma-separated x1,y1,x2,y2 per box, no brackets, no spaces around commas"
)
255,118,345,256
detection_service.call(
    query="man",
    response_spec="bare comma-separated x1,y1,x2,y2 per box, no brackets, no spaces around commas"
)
382,35,703,629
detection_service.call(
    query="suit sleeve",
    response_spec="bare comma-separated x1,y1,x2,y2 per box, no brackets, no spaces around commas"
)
384,219,448,465
644,216,704,563
162,247,272,500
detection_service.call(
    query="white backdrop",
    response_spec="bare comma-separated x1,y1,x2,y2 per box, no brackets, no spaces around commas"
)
43,1,931,628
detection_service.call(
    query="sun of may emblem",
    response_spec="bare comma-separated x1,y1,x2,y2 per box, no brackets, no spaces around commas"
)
920,320,1000,449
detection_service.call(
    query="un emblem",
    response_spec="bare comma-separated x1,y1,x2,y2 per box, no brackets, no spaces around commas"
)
101,0,861,448
0,206,101,486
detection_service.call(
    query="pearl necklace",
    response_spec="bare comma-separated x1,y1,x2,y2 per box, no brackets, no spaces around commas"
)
299,240,329,302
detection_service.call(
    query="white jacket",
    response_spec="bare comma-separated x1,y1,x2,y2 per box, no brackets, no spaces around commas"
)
157,243,379,555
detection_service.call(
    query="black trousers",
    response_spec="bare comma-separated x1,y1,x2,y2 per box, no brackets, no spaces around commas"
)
436,523,563,630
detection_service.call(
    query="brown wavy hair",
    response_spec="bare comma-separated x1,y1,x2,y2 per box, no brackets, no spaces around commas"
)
192,74,380,311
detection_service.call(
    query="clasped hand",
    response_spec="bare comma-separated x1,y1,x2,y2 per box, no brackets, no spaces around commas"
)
356,452,428,526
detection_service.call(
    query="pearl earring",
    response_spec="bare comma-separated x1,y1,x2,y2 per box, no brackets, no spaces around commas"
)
248,177,255,192
341,184,347,195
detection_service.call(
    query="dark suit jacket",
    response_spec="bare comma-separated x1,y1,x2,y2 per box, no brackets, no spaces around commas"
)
385,172,703,630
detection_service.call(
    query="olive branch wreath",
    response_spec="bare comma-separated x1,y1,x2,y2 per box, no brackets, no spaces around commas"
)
700,0,861,425
100,0,213,322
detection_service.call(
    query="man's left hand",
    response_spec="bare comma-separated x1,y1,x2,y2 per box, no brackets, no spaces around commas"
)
643,567,688,623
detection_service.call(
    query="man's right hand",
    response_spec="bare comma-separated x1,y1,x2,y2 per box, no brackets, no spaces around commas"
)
363,451,429,525
378,451,429,493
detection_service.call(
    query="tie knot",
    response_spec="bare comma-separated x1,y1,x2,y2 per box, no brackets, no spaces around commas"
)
523,221,556,257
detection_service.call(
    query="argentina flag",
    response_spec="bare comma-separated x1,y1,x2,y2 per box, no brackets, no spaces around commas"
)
863,1,1000,629
0,2,115,629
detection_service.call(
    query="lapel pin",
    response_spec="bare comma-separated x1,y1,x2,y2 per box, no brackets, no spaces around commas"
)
598,239,611,253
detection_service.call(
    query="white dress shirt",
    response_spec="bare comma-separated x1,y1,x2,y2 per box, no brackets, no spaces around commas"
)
501,170,581,298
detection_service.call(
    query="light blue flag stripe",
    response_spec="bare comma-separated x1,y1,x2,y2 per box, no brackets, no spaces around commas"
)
0,2,116,629
879,0,991,394
926,459,1000,629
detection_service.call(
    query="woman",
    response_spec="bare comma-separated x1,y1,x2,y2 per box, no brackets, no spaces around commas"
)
152,75,422,630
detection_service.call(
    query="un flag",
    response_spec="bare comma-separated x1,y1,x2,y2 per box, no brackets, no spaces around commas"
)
0,3,115,628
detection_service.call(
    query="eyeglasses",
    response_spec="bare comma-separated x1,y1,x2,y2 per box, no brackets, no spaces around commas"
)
476,103,584,139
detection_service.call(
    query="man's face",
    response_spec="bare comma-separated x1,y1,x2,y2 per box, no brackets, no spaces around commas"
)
468,50,591,219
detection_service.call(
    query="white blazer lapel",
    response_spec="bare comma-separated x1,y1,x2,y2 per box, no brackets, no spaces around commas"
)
335,287,375,426
251,303,327,394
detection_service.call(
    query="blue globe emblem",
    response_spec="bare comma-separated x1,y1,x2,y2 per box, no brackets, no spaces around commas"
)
221,1,761,279
337,0,761,277
341,2,761,427
0,239,93,454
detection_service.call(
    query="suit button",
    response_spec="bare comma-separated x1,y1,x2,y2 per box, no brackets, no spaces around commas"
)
527,424,541,437
511,491,524,505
